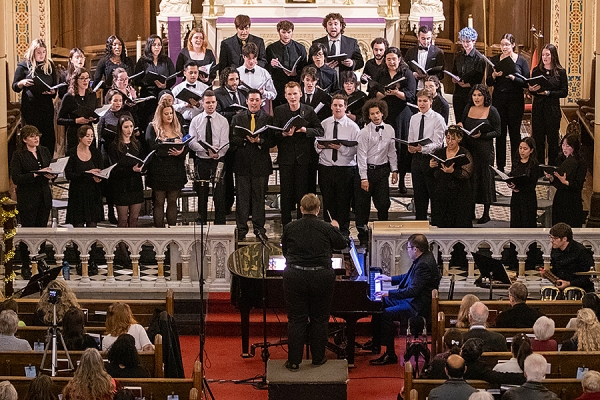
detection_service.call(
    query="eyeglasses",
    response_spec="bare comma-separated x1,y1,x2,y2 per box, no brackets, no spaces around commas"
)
407,245,416,250
116,78,128,82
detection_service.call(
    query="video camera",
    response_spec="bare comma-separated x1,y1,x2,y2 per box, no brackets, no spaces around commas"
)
48,289,62,305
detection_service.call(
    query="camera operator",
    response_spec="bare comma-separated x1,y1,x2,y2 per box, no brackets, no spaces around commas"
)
35,280,80,326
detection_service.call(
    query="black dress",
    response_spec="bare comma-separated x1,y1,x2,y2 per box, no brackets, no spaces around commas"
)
12,61,57,155
509,159,540,228
175,48,217,84
461,107,501,205
64,146,104,225
452,49,486,123
144,125,188,191
429,146,474,228
134,56,176,130
94,56,135,91
551,154,586,227
10,146,53,227
107,141,145,206
57,91,98,151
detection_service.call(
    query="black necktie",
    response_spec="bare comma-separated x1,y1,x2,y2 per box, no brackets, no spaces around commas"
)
330,40,337,56
418,46,428,51
230,92,238,104
205,115,213,145
375,125,384,132
283,45,290,66
332,121,339,162
187,83,196,88
245,68,255,74
306,93,312,104
418,114,425,140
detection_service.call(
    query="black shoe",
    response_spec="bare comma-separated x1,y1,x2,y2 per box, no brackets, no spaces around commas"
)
369,353,398,366
284,361,300,372
398,182,407,194
477,215,491,224
312,358,327,366
361,340,381,354
108,213,118,225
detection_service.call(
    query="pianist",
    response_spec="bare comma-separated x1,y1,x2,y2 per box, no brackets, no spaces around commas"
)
281,193,348,372
366,233,441,366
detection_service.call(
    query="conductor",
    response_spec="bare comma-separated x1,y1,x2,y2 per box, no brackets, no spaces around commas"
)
281,193,348,371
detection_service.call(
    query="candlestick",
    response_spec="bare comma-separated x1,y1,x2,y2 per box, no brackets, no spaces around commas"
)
136,35,142,61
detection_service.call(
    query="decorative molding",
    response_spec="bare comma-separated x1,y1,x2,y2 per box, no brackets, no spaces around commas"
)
15,0,30,62
567,0,583,103
552,0,560,47
38,0,46,40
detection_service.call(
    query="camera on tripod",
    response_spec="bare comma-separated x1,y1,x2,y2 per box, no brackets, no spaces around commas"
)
48,289,62,305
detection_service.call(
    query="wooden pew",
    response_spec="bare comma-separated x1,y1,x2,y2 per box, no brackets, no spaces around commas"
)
15,326,105,346
434,312,575,354
15,289,174,327
404,363,584,400
0,335,163,378
431,290,582,353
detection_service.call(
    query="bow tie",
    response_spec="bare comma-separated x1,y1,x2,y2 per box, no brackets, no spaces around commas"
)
186,84,196,88
245,68,255,74
375,125,384,132
418,46,428,51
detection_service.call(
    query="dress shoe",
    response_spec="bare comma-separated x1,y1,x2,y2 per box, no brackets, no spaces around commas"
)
312,358,327,366
369,353,398,366
360,340,381,354
477,215,491,225
284,361,299,372
108,213,118,225
398,182,407,194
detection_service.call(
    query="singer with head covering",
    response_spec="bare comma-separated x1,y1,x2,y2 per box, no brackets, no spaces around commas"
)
188,90,230,225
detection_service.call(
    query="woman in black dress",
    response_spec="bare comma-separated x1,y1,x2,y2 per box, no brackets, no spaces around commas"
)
429,125,474,228
64,125,104,227
459,84,501,224
529,44,568,165
374,47,417,194
545,133,587,227
336,70,366,128
134,34,176,131
145,102,187,227
10,125,54,227
176,27,216,85
486,33,530,172
57,68,98,151
307,43,338,93
12,38,58,156
508,137,540,228
108,115,145,227
94,35,135,92
58,48,86,99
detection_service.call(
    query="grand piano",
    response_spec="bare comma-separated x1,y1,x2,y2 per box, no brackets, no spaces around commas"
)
228,242,381,367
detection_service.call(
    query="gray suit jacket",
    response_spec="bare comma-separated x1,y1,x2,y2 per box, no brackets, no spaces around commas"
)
462,327,508,352
428,379,478,400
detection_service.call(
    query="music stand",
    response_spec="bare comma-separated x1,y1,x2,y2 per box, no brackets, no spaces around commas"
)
471,252,511,300
14,266,62,299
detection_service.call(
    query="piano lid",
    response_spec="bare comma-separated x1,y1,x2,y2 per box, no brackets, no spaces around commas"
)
227,242,283,279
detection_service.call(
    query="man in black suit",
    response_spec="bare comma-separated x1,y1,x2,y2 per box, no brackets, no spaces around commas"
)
495,282,543,328
215,67,247,213
462,302,508,352
230,89,274,241
312,13,364,82
266,20,308,108
274,81,324,226
404,25,445,92
218,14,267,73
300,66,332,122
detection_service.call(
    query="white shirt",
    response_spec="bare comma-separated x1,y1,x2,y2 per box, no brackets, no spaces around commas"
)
237,65,277,101
316,115,359,167
357,122,398,180
493,357,523,373
101,323,152,351
407,108,446,154
188,111,230,159
172,79,208,121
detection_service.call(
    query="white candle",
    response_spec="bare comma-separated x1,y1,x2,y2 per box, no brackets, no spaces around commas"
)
468,15,473,29
136,35,142,61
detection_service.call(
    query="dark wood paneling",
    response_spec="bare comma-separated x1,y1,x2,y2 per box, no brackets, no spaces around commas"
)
74,0,112,48
116,0,151,42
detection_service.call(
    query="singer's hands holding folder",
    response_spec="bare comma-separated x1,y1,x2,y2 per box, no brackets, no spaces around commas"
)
35,167,56,180
168,147,184,156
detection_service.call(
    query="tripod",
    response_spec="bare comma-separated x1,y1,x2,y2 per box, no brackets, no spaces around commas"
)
40,303,74,376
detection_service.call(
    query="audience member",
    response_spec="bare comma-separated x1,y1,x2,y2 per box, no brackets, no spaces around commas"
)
106,334,151,378
496,282,543,328
0,299,25,327
0,381,17,400
24,374,56,400
456,294,480,328
469,393,494,400
0,310,32,351
501,353,558,399
113,389,136,400
532,316,558,351
36,280,80,325
103,302,154,351
428,354,477,400
423,328,463,379
62,348,116,400
561,308,600,351
461,338,525,385
577,370,600,400
493,333,532,373
61,307,100,351
567,293,600,328
462,302,508,352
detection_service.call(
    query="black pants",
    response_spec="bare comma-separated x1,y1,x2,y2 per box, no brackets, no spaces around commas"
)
224,150,236,212
411,154,435,221
283,267,336,365
371,296,417,353
235,174,268,237
355,165,391,242
493,92,525,170
532,99,561,165
279,163,310,226
194,158,227,225
318,165,356,236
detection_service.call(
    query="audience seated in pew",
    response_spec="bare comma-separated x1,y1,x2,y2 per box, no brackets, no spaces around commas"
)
532,316,558,351
562,308,600,351
461,338,525,385
501,353,558,399
106,334,150,379
492,333,532,373
577,370,600,400
103,302,154,352
423,328,463,379
0,381,17,400
495,282,543,328
0,310,32,351
566,293,600,329
0,299,25,327
62,348,117,400
61,307,100,351
462,302,508,352
456,294,479,328
114,389,135,400
427,354,477,400
469,393,494,400
23,375,55,400
35,280,80,326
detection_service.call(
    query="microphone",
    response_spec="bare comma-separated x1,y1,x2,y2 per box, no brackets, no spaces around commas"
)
186,161,197,181
214,161,225,183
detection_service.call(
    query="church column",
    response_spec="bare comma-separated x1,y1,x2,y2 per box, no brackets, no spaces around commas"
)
586,0,600,227
0,2,9,197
